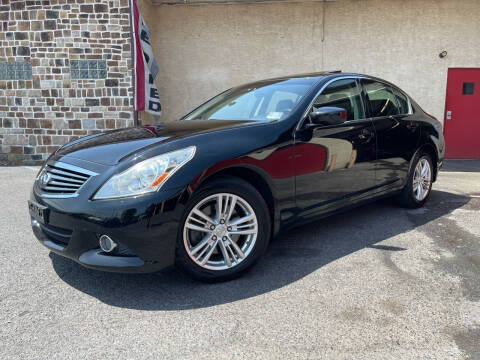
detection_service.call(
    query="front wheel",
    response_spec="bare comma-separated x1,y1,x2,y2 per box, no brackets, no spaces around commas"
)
398,152,433,208
175,177,271,282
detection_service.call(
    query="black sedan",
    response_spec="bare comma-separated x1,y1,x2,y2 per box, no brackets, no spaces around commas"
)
29,72,445,282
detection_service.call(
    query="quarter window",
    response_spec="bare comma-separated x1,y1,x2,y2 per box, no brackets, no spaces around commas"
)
312,79,364,121
363,80,400,117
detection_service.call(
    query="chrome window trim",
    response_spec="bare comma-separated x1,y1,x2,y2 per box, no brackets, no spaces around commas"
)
296,75,369,131
36,161,98,199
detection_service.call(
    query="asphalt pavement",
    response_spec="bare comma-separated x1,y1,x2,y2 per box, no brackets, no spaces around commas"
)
0,161,479,359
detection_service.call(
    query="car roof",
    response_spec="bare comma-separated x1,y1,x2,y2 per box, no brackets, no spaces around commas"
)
262,71,395,82
242,71,401,89
233,71,340,90
250,71,341,83
231,72,410,103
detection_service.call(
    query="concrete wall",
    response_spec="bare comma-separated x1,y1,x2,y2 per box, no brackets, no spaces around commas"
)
139,0,480,123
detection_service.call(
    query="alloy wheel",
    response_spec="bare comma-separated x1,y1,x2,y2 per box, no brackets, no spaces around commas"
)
183,193,258,271
412,157,432,201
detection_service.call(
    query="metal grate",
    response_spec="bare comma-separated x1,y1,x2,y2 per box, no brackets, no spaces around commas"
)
37,162,98,197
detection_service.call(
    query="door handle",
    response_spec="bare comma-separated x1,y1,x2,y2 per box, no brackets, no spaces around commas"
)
446,110,452,120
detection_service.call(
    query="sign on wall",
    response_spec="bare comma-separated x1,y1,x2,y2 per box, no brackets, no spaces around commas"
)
130,0,162,119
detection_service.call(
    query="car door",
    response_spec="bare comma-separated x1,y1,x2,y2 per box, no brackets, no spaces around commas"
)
294,78,377,218
361,79,420,190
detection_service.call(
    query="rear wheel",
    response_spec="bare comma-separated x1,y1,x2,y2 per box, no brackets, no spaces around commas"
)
175,177,270,282
398,152,433,208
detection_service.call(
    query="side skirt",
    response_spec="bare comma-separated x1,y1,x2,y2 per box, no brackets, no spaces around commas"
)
276,188,402,236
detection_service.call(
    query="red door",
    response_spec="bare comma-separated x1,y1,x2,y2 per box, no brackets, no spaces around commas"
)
444,68,480,159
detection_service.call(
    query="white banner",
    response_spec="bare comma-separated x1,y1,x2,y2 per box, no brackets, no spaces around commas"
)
131,0,162,118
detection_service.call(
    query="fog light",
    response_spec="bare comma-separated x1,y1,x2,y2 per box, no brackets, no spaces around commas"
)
99,235,117,253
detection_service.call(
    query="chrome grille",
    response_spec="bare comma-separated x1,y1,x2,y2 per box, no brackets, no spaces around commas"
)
37,162,98,197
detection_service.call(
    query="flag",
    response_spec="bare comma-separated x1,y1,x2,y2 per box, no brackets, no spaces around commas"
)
130,0,162,119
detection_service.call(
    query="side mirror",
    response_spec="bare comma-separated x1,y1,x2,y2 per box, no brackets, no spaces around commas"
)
309,106,347,126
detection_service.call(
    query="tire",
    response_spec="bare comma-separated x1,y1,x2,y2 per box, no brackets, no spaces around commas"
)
175,176,271,282
397,152,433,208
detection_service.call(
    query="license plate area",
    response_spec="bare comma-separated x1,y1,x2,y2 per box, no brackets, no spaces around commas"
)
28,200,49,224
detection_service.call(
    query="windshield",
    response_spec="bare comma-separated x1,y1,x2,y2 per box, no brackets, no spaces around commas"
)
182,78,316,122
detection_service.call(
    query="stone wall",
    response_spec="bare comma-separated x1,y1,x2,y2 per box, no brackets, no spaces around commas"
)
0,0,135,165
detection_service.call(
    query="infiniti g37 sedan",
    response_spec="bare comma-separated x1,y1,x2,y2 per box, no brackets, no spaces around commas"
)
29,72,445,282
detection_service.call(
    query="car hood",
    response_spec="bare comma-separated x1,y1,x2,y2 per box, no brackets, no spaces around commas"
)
52,120,258,166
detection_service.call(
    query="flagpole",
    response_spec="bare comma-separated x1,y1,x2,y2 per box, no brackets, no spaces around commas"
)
128,0,139,126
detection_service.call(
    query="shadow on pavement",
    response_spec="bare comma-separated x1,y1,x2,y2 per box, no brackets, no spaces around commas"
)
51,190,470,310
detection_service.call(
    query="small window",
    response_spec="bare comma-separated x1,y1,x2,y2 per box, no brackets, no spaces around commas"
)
391,87,410,114
312,79,365,121
463,82,474,95
363,80,400,117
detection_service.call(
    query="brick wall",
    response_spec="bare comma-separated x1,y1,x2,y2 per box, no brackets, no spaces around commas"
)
0,0,134,165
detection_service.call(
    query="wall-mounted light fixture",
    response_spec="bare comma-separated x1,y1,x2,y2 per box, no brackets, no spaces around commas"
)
439,50,448,59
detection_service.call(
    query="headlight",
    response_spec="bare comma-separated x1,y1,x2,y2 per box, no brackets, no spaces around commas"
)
93,146,196,200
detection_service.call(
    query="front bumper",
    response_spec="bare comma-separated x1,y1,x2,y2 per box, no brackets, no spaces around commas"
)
30,185,188,274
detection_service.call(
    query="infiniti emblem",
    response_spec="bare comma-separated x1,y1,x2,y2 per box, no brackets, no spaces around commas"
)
40,171,52,186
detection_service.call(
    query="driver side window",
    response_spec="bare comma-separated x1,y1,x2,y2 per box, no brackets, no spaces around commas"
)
312,79,365,121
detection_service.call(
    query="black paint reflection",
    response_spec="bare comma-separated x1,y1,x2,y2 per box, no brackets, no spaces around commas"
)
295,120,376,215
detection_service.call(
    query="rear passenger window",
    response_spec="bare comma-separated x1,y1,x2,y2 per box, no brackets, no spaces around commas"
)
363,80,400,117
391,87,410,114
